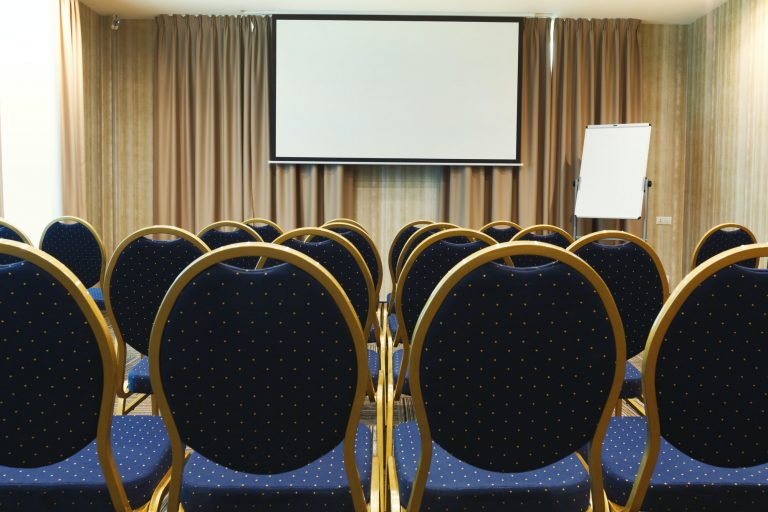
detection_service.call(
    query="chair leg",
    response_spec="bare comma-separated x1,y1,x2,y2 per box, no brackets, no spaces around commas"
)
614,400,623,417
151,396,159,415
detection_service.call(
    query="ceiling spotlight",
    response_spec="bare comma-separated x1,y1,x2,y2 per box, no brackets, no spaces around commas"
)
111,14,121,31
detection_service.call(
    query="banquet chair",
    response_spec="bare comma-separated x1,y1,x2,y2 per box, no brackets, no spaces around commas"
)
149,243,378,512
568,231,669,414
265,227,380,399
598,243,768,511
690,222,757,269
104,226,209,414
0,240,172,511
243,217,283,242
326,217,369,233
480,219,523,242
0,218,32,265
389,242,625,511
510,223,575,267
198,220,263,268
40,215,107,309
387,220,433,291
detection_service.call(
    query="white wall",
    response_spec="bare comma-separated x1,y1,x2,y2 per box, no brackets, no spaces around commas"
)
0,0,62,245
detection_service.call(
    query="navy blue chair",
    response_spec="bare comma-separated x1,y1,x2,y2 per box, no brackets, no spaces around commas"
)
390,242,625,512
569,231,669,410
198,220,263,269
0,218,32,265
266,227,381,399
511,223,575,267
0,240,172,511
690,222,757,269
39,216,107,309
391,228,499,400
387,220,433,294
243,217,283,243
104,226,209,414
598,243,768,511
480,219,523,242
149,243,376,512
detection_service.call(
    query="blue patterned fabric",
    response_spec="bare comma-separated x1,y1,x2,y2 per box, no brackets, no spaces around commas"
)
328,227,380,290
367,349,380,379
0,260,103,467
394,421,590,511
419,260,617,471
398,228,441,274
655,264,768,468
158,261,359,474
199,229,260,269
244,223,281,243
0,416,172,511
695,228,756,267
621,361,642,399
390,225,420,278
600,417,768,511
108,236,206,356
40,220,103,288
127,357,151,394
392,349,410,395
483,224,521,243
181,424,372,511
513,232,572,267
388,312,398,337
88,286,105,310
0,226,27,265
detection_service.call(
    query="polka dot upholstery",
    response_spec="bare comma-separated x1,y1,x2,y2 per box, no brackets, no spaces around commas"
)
656,264,768,468
394,421,591,511
244,223,281,243
483,224,521,243
390,225,421,279
40,220,103,288
157,262,359,474
392,348,410,395
573,240,665,398
181,424,372,511
327,227,380,292
199,229,260,269
600,417,768,511
513,232,572,267
0,260,103,467
418,261,617,472
0,416,172,510
127,357,151,394
694,228,757,267
87,287,105,310
398,228,442,275
0,226,27,265
108,236,207,357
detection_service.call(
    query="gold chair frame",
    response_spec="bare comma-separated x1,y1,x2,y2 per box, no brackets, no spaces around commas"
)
689,222,757,271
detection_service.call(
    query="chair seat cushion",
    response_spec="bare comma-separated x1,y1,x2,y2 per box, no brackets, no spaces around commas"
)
388,313,398,338
180,423,372,511
601,417,768,511
368,348,380,379
393,421,591,511
392,349,410,395
127,358,151,394
88,286,105,310
0,415,172,511
620,361,642,398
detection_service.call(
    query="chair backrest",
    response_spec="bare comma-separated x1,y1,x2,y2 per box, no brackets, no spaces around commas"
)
480,220,523,242
0,219,32,265
625,243,768,511
267,228,376,338
243,217,283,243
198,221,263,268
690,222,757,269
406,242,624,512
388,220,433,285
149,243,368,512
0,240,131,509
105,226,209,358
39,216,105,288
395,222,459,281
395,229,497,345
569,231,669,358
326,217,368,233
322,220,383,297
510,224,574,267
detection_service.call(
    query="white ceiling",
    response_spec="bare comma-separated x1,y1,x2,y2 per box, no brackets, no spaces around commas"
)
81,0,728,24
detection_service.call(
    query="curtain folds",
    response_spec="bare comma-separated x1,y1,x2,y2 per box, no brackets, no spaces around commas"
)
59,0,87,216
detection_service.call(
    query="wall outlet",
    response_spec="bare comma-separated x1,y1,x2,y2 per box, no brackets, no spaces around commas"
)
656,216,672,225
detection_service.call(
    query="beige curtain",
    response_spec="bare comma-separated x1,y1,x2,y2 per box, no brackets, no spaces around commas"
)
58,0,87,216
441,18,552,229
547,18,643,233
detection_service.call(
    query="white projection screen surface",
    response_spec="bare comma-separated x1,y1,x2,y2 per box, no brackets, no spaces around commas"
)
270,15,523,165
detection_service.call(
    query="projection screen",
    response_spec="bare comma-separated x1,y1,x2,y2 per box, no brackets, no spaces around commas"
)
270,15,523,166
